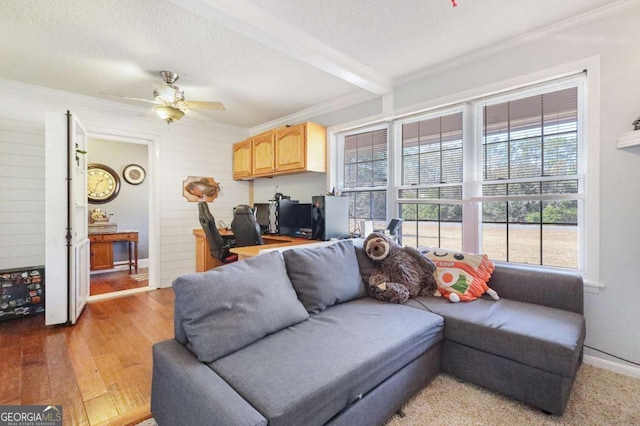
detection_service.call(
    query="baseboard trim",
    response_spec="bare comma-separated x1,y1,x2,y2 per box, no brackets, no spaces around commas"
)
88,286,155,302
106,403,151,426
584,354,640,379
90,258,149,275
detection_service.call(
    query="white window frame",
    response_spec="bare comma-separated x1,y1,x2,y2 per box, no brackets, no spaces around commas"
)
393,106,466,249
336,123,391,231
470,76,586,272
328,58,600,287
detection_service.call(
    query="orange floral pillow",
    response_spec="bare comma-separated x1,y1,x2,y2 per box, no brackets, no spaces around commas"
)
418,247,499,303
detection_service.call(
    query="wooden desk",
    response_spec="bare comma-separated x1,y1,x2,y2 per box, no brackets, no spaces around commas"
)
89,231,139,273
193,229,319,271
230,238,319,260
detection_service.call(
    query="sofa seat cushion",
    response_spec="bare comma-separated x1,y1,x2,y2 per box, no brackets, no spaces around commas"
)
210,298,444,426
406,296,585,377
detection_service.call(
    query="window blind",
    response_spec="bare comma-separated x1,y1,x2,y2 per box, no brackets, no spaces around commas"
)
344,128,387,189
476,80,584,200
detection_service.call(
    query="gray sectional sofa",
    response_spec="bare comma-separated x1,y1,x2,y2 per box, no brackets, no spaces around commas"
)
151,239,585,425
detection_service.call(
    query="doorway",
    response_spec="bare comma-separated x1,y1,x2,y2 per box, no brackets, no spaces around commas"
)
85,132,157,299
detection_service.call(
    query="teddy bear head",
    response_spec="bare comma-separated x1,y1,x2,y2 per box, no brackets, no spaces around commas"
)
363,232,401,262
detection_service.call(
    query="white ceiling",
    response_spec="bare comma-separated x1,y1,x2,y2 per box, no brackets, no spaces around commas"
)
0,0,621,128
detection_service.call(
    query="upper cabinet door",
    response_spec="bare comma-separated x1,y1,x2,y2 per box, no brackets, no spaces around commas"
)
232,140,252,179
251,132,275,176
275,124,306,172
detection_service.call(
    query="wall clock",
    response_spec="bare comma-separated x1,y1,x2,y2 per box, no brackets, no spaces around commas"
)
123,164,146,185
87,163,120,204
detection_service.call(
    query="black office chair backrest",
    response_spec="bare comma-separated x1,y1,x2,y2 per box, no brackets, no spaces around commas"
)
198,201,227,262
231,204,264,247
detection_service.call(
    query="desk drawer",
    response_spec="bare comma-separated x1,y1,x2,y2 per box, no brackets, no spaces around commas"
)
89,232,138,243
102,232,138,242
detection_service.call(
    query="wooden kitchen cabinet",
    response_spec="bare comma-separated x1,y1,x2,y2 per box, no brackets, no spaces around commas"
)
232,139,252,179
274,122,326,173
232,122,326,180
251,132,275,176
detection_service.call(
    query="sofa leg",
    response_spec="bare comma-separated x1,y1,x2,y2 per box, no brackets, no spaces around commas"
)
396,409,406,418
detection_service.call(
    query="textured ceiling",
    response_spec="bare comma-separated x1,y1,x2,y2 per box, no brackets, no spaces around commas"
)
0,0,620,128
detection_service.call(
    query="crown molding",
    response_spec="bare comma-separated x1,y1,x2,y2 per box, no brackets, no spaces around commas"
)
0,78,145,116
395,0,640,87
249,90,378,135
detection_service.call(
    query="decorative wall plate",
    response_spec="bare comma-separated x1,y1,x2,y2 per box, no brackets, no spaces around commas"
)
123,164,146,185
182,176,220,202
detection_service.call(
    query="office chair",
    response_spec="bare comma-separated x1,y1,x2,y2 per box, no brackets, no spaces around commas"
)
231,204,264,247
198,202,237,264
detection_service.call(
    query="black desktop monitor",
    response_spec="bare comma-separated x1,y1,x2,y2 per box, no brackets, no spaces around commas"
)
278,201,312,236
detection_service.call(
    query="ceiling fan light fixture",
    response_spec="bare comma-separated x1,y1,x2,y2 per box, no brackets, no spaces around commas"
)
155,105,185,124
154,85,185,104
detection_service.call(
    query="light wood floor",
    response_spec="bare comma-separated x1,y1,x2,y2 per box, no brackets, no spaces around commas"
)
90,268,149,296
0,286,174,425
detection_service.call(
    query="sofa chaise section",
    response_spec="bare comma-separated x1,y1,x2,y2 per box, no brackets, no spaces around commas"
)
406,261,586,415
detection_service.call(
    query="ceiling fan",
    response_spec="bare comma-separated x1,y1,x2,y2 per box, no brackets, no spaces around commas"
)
110,71,225,124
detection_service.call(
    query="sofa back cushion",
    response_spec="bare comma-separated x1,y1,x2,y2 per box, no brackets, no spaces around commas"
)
282,240,365,314
173,251,309,362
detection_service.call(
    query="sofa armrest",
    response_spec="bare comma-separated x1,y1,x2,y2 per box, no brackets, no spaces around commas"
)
151,339,267,426
488,262,583,314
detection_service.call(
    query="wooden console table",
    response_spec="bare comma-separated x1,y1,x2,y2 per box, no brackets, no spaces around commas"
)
89,230,139,273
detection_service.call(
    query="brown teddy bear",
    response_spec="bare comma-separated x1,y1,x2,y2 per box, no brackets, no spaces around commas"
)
363,232,438,304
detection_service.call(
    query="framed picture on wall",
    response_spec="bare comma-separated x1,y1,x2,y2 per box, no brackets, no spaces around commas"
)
123,164,146,185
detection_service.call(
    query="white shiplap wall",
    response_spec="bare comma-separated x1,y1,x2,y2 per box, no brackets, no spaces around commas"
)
157,125,249,287
0,119,45,270
0,80,249,288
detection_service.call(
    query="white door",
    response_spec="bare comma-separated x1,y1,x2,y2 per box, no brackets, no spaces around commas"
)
45,111,90,325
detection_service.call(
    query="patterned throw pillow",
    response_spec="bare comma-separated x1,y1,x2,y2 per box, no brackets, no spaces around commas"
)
418,247,498,302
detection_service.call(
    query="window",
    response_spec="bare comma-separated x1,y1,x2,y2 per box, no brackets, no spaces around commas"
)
342,128,388,233
397,111,464,250
335,73,590,274
478,86,581,268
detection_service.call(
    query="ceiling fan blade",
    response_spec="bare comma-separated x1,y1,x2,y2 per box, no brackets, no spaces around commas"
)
137,108,159,118
184,100,225,111
102,93,159,105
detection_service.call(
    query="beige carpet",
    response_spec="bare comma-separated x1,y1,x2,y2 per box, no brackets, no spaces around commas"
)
388,364,640,425
138,364,640,425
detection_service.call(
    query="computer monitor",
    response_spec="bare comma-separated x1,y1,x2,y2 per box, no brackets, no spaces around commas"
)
253,203,271,230
278,201,312,236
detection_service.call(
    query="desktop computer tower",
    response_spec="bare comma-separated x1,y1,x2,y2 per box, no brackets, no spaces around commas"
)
311,195,350,240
